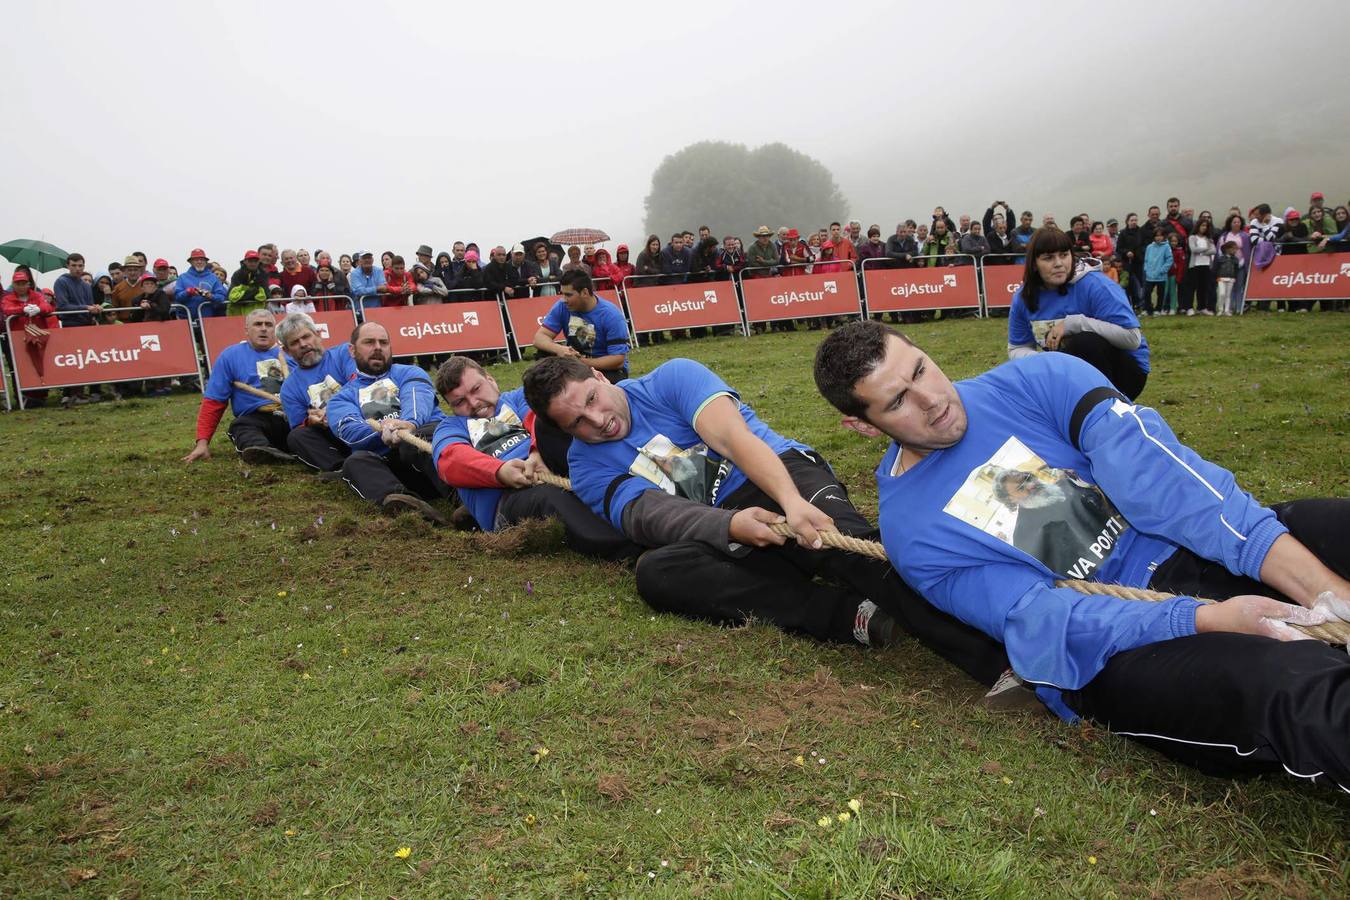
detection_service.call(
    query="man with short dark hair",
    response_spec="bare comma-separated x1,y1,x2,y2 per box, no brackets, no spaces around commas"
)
54,253,100,327
885,221,918,266
532,270,630,382
520,354,1008,676
813,319,1350,787
430,356,637,556
659,232,692,283
184,310,296,464
277,312,358,477
326,322,453,523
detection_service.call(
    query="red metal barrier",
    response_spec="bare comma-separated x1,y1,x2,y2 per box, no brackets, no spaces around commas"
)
361,300,509,357
1245,254,1350,302
862,256,980,313
622,278,743,334
738,263,862,325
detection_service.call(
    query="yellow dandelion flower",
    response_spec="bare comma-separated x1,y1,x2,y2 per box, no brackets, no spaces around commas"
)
532,746,550,762
524,813,537,827
302,672,312,680
1087,855,1097,865
794,755,805,767
284,829,297,837
837,812,851,823
848,799,861,813
394,846,411,859
1000,776,1013,785
161,647,169,655
278,591,288,598
817,816,832,828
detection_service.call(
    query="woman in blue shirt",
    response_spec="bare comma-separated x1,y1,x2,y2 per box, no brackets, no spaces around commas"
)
1008,227,1149,399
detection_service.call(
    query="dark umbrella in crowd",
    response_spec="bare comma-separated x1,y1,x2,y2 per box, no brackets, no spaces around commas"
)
0,238,70,273
520,236,565,260
550,227,610,245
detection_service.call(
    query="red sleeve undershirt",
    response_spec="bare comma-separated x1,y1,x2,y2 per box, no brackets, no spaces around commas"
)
435,411,539,489
195,398,227,442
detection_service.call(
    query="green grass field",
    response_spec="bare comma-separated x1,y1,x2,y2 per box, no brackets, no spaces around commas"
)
1,313,1347,897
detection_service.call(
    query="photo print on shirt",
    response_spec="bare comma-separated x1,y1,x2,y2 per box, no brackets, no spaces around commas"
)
257,359,286,395
630,434,733,506
943,436,1128,578
467,403,528,459
307,375,342,410
359,378,400,420
565,315,598,356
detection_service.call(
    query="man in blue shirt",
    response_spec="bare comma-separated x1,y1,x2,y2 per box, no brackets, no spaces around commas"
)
276,313,359,478
813,319,1350,789
521,355,1008,677
429,356,636,559
183,310,296,465
531,270,630,383
347,250,387,312
327,321,452,523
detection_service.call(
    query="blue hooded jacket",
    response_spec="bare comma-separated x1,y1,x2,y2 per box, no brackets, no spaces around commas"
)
175,265,227,318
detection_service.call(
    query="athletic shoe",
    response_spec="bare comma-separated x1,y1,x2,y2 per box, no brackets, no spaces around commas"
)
1186,309,1195,316
980,668,1043,712
853,600,900,648
240,446,295,465
449,504,479,531
382,493,449,526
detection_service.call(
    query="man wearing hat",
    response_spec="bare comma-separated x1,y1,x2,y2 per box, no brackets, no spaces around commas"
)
2,270,61,406
151,258,177,299
348,250,386,311
414,245,435,273
229,250,270,316
747,225,778,272
174,249,227,319
1105,218,1120,252
107,254,146,317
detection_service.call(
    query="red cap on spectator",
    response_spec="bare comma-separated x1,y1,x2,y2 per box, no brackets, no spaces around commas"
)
140,273,158,283
153,258,170,269
787,228,800,240
243,250,260,260
1311,191,1324,201
1286,210,1301,221
11,270,30,282
187,248,207,260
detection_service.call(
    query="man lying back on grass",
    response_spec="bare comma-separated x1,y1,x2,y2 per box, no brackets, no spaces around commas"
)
813,319,1350,790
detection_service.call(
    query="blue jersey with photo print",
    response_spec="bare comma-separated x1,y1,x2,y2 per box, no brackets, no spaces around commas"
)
567,358,807,529
280,343,359,428
540,297,629,375
430,387,533,531
327,364,444,456
204,341,297,418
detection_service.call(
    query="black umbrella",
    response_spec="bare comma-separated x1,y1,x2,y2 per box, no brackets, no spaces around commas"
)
521,236,564,260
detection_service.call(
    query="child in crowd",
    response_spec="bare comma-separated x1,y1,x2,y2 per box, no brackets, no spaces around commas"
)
1213,240,1240,317
285,285,315,316
1163,232,1184,315
1101,254,1121,285
1141,228,1171,317
267,283,286,314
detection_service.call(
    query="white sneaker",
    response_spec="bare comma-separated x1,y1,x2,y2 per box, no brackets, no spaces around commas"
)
981,668,1043,711
1186,309,1196,316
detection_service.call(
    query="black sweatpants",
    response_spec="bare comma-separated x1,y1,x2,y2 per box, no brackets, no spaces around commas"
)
340,423,454,507
1058,332,1148,400
635,449,1009,684
497,484,639,561
287,423,349,472
227,410,290,453
532,413,573,477
1064,498,1350,788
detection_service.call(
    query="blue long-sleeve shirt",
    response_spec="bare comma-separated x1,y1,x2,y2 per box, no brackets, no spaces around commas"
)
348,266,386,310
876,353,1286,719
174,267,227,318
327,363,444,455
53,272,95,326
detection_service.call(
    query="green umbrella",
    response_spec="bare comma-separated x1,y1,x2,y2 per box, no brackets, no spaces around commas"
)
0,238,71,273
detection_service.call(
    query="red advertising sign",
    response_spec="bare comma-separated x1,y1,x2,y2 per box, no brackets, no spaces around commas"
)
201,310,357,366
1245,254,1350,301
863,263,980,312
363,301,509,357
503,293,626,345
740,268,862,324
624,281,742,333
12,319,200,390
980,263,1025,309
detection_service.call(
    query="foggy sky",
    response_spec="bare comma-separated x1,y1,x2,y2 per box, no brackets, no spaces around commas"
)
5,0,1347,284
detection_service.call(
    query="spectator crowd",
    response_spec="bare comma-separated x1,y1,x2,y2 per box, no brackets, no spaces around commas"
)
3,189,1347,408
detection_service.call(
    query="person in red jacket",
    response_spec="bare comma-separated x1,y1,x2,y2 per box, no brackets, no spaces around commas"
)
590,248,617,291
382,255,416,305
609,244,635,293
1088,221,1114,259
3,270,60,406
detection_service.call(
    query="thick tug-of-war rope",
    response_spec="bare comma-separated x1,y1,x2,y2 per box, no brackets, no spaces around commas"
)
386,442,1350,645
234,381,281,404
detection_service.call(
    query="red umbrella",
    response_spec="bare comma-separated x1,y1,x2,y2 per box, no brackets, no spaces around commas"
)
550,227,610,245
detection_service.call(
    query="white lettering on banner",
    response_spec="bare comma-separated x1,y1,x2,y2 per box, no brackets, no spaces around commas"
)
53,347,144,370
1006,283,1019,293
943,274,957,287
463,311,479,326
1272,272,1339,287
139,335,161,351
703,290,718,303
654,299,712,315
770,289,827,306
400,321,466,340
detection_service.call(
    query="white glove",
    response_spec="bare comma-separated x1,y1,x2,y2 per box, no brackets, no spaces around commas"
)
23,303,40,316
